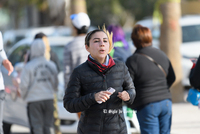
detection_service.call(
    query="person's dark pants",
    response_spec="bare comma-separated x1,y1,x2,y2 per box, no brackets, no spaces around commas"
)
3,121,12,134
0,90,5,134
27,99,55,134
136,99,172,134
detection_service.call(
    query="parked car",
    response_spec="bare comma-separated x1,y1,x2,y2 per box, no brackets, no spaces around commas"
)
3,26,97,52
2,36,140,133
2,36,80,133
3,26,72,52
136,15,200,88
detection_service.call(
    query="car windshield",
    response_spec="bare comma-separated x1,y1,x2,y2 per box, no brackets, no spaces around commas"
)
182,25,200,43
8,45,30,66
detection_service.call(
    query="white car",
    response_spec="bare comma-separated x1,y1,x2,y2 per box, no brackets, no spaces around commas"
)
2,26,72,52
136,15,200,88
2,36,79,133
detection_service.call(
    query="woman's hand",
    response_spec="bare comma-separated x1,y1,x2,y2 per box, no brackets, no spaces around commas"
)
118,91,130,101
95,91,112,103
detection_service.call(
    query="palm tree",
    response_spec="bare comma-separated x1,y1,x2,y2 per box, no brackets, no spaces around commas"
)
159,2,184,102
71,0,87,14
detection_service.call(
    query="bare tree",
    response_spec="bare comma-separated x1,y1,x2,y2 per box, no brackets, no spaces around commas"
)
160,2,184,102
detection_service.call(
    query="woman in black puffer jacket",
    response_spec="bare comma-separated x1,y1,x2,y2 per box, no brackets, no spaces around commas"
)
126,25,175,134
63,28,136,134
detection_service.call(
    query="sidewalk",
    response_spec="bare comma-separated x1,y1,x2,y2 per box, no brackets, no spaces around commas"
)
11,102,200,134
171,102,200,134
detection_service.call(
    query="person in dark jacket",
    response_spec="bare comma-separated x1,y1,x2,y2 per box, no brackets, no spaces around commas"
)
189,56,200,88
63,27,136,134
126,25,176,134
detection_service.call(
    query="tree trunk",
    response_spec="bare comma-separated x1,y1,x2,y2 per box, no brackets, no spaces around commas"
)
71,0,87,14
11,2,20,29
160,2,184,102
70,0,87,35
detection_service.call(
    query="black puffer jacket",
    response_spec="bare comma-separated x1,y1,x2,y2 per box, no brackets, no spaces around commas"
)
126,46,175,110
190,55,200,89
63,60,135,134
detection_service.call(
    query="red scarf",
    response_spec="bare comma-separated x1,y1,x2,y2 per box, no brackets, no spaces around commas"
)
88,55,115,74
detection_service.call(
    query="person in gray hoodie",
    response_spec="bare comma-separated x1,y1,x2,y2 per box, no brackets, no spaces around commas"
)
20,39,58,134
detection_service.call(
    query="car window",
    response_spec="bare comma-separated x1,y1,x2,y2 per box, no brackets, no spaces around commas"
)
9,45,30,66
182,25,200,43
51,45,64,71
9,44,64,71
15,36,25,44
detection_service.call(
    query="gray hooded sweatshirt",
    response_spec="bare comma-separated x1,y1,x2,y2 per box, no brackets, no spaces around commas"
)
20,39,58,102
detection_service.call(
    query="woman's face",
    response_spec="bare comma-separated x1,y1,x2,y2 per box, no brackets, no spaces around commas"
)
86,31,109,64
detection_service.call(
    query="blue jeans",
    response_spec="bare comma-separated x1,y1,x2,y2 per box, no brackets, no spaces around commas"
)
0,90,5,134
136,99,172,134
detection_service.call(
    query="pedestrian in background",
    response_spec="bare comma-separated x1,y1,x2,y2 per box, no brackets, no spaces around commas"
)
63,27,136,134
63,12,90,89
107,24,132,62
34,32,60,72
20,39,58,134
0,31,14,134
63,12,90,118
189,56,200,88
34,32,61,134
126,25,176,134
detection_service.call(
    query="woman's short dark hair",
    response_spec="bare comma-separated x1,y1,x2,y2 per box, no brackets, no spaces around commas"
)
85,29,104,46
131,24,152,49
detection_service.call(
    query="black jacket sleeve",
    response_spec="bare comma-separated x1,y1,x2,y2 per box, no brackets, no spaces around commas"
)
63,69,96,113
190,55,200,89
122,64,136,105
167,61,176,88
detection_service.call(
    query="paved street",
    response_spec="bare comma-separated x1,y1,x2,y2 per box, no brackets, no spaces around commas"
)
132,102,200,134
171,102,200,134
11,102,200,134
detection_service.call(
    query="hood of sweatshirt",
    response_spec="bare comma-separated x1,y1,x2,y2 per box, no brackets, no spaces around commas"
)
30,39,45,60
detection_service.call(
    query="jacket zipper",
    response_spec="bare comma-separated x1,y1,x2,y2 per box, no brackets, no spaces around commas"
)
100,75,107,134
